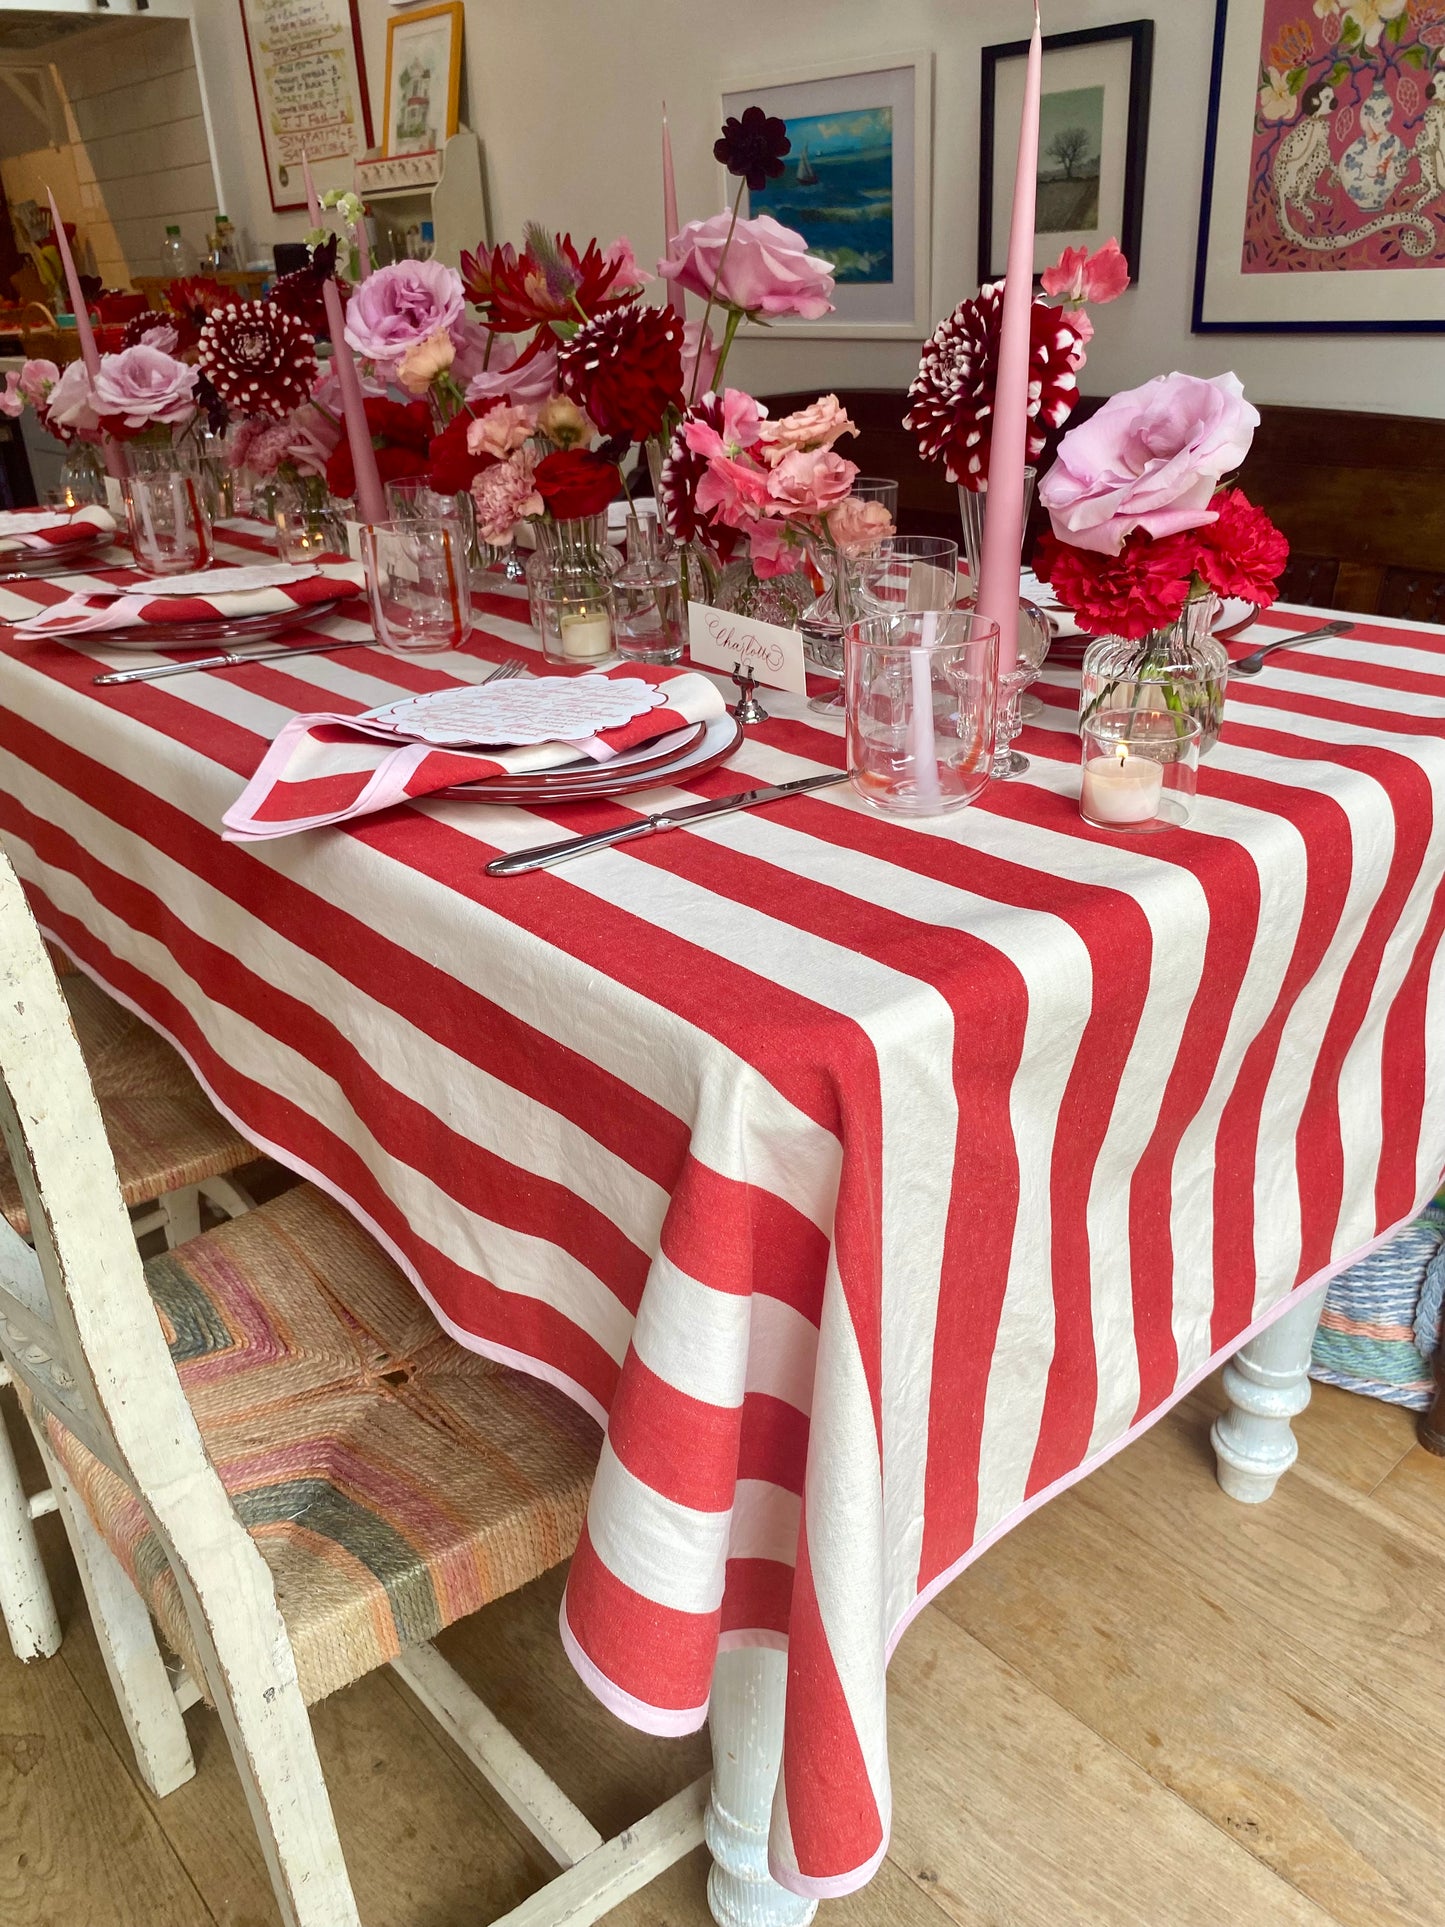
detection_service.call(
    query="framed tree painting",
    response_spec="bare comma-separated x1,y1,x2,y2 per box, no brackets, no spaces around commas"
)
720,54,933,337
979,22,1154,286
1195,0,1445,332
238,0,373,214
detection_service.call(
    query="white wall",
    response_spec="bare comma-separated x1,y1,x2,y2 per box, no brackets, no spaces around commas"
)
193,0,1445,416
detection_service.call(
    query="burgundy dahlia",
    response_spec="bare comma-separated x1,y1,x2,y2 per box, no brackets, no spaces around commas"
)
658,394,743,564
906,285,1088,489
197,301,318,421
268,236,342,341
714,105,790,191
557,305,685,444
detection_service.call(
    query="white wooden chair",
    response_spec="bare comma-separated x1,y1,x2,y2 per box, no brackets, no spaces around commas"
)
0,851,706,1927
0,958,257,1665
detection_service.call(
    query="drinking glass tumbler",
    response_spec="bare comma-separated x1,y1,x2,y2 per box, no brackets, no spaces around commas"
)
844,610,999,816
856,536,959,616
362,520,474,656
122,451,213,577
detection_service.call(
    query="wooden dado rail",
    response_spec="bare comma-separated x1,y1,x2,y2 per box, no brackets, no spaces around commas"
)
761,390,1445,624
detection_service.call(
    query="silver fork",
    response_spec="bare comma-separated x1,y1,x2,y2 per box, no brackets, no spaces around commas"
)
1232,619,1354,676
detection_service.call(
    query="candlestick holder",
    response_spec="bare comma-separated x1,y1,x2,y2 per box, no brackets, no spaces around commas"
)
1079,708,1201,832
730,664,769,725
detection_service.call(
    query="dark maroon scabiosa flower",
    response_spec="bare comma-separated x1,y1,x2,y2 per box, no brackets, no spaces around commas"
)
658,393,743,564
557,304,685,445
714,105,791,192
906,284,1089,490
197,301,318,422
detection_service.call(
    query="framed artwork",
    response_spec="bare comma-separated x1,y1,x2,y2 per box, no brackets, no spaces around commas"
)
383,2,465,157
720,54,932,337
238,0,373,215
980,22,1153,286
1195,0,1445,332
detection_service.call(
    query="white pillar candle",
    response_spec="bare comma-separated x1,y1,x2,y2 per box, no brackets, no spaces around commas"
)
560,609,613,660
1081,747,1163,824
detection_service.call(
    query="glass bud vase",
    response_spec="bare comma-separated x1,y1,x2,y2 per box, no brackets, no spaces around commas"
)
956,467,1052,778
613,510,684,664
273,473,350,564
534,515,618,666
1078,598,1229,755
714,546,816,628
59,440,107,509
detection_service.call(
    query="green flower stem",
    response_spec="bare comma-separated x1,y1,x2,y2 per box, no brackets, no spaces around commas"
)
709,306,745,399
688,178,746,405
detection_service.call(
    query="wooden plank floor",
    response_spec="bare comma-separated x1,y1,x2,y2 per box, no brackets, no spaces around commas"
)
2,1375,1441,1927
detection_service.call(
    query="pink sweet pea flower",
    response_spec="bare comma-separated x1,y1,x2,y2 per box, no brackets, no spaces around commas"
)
463,332,559,410
0,372,23,419
18,359,58,406
683,387,766,463
695,451,773,528
747,518,800,577
1039,370,1259,556
602,237,646,298
1041,238,1131,306
682,319,720,399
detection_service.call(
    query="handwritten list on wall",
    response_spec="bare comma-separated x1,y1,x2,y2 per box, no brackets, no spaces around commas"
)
240,0,373,213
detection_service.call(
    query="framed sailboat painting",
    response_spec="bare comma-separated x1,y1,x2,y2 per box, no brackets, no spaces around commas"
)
719,54,933,337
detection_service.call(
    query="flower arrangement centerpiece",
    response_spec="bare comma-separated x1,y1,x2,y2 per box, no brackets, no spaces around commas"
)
1034,370,1289,751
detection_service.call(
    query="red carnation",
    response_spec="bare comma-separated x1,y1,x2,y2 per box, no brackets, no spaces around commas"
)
1035,528,1200,641
325,397,432,498
907,285,1088,488
1191,489,1288,607
557,304,685,444
426,402,500,495
533,447,620,521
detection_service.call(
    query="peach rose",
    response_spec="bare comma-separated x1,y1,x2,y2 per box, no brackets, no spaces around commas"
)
468,402,538,458
827,495,894,556
396,328,456,398
759,394,857,463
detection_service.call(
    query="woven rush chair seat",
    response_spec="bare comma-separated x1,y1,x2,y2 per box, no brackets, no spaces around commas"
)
0,973,253,1237
34,1184,601,1705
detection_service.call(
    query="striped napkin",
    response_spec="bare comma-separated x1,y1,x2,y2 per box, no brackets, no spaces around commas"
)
16,560,366,639
0,504,115,557
221,662,726,842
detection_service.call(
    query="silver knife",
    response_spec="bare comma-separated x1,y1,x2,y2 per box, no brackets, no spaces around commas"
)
93,637,379,686
486,769,849,875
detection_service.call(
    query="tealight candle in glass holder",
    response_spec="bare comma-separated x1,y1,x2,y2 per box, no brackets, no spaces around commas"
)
539,579,618,667
1079,708,1201,831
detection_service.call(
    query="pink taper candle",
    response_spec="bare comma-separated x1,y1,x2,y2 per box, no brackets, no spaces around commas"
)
302,154,385,525
974,3,1042,676
662,103,684,317
47,189,124,482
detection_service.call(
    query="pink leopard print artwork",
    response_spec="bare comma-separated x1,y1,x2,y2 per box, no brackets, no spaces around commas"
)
1244,1,1445,273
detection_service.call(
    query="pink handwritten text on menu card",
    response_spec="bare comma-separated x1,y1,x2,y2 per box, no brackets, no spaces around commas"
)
1243,0,1445,276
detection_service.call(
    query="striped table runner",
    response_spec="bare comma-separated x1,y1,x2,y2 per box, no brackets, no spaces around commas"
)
2,521,1442,1899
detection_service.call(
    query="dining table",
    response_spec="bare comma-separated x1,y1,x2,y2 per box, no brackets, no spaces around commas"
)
1,517,1443,1924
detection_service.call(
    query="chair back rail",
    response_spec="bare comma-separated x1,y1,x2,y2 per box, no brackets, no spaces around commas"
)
0,851,354,1927
759,390,1445,616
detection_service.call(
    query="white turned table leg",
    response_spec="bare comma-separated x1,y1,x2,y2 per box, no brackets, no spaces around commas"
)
1211,1282,1329,1503
706,1648,817,1927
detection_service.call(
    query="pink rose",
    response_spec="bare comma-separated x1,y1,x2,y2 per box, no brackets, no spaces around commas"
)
828,495,894,556
764,447,857,515
43,361,98,434
1041,238,1131,306
132,322,181,356
396,328,456,398
758,393,857,463
659,212,836,320
468,402,537,459
343,259,465,375
464,333,559,410
0,373,22,419
1039,371,1259,556
471,450,543,544
19,359,58,406
91,344,198,430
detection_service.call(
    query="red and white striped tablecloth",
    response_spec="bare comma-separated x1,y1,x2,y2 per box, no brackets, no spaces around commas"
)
2,523,1442,1899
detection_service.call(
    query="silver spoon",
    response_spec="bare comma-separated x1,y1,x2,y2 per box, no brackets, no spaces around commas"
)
1232,619,1354,676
